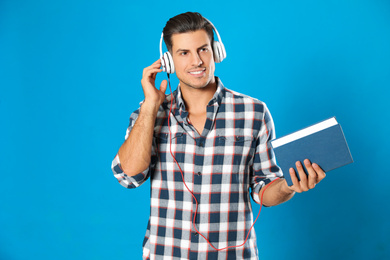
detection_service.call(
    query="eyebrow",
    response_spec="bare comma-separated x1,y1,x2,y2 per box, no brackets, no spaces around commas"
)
175,44,210,54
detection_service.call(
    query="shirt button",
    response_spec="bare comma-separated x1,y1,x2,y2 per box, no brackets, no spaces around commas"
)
199,142,204,147
197,172,201,176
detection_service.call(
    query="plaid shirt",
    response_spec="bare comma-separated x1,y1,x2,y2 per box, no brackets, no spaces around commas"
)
111,78,283,260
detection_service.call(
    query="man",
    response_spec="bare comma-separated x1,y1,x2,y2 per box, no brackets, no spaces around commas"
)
111,12,326,259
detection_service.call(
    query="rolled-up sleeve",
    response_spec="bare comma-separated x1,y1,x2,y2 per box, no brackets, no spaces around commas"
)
111,154,152,188
250,104,283,204
111,107,155,189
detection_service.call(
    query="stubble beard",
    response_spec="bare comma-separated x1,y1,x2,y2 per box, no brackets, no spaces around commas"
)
178,70,215,90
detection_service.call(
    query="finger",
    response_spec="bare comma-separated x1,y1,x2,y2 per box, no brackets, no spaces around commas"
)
143,60,163,73
304,159,317,189
313,163,326,183
296,161,309,191
147,59,161,67
289,167,302,193
160,80,168,93
151,59,163,69
151,69,158,80
143,67,163,77
143,69,163,83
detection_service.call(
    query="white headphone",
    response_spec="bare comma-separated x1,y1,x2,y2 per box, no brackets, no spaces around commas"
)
159,17,227,74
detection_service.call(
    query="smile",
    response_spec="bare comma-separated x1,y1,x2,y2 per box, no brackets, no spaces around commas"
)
188,69,206,75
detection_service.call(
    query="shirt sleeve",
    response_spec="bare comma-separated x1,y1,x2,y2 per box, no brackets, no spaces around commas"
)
250,104,283,204
111,107,156,189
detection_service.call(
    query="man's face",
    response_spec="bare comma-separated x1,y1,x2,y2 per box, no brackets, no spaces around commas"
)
171,29,215,90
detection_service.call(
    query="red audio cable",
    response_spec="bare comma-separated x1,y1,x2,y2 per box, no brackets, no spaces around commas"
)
166,75,279,251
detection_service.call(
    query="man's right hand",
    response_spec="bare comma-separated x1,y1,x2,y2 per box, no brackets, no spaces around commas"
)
117,59,168,176
140,59,168,112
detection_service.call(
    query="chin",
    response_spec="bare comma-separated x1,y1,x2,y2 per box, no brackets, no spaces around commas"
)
179,75,215,90
183,80,210,89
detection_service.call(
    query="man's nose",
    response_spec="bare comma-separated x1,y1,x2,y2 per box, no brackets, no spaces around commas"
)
191,52,203,67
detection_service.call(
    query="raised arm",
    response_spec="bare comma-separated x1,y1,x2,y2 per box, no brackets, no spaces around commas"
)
117,59,168,176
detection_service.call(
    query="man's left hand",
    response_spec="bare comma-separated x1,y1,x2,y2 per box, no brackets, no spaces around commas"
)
287,159,326,193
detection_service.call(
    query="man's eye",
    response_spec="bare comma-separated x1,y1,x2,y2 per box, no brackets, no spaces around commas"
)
201,48,208,52
180,52,187,56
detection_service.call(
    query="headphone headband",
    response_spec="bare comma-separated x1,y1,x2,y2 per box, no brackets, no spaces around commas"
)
159,32,164,59
203,17,226,60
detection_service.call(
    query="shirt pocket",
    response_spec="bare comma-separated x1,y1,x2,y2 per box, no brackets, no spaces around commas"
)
154,131,186,164
214,135,255,175
155,132,184,143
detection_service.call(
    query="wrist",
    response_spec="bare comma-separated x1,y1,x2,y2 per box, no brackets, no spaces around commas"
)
141,100,160,115
280,179,295,195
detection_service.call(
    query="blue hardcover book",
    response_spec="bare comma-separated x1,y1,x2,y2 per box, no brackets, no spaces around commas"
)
270,117,353,186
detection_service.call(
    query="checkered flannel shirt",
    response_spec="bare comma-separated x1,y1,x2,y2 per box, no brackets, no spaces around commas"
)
111,78,283,260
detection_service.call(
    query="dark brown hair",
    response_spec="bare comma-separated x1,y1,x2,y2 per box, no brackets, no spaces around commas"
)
162,12,214,52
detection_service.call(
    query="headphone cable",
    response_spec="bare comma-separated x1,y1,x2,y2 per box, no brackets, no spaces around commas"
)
166,74,279,251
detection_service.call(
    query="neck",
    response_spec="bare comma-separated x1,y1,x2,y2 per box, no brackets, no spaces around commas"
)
180,80,217,114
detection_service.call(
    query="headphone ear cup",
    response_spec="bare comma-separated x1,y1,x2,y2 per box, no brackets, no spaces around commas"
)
213,41,225,63
160,55,167,73
163,52,175,74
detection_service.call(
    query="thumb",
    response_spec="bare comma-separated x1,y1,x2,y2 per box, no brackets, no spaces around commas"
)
160,79,168,94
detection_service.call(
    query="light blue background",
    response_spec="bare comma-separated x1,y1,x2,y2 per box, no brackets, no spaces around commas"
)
1,0,389,259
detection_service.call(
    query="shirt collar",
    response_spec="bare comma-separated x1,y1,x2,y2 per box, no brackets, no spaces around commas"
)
174,77,225,110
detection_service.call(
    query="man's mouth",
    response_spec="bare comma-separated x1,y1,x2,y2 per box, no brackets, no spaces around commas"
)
188,68,206,75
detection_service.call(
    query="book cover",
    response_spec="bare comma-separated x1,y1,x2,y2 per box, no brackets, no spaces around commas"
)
270,117,353,186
